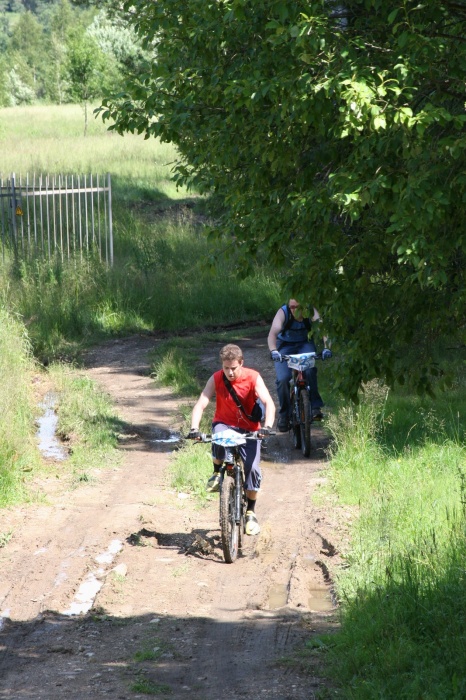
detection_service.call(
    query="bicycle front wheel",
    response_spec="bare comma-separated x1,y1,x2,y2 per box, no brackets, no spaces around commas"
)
220,475,240,563
290,388,302,450
299,389,311,457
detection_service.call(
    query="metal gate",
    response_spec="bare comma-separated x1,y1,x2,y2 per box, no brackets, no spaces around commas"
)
0,173,113,266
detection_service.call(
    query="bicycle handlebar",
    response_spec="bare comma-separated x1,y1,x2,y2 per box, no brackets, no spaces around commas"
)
275,352,322,361
271,350,332,363
186,430,275,443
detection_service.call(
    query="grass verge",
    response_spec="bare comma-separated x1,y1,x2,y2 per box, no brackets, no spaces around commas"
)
312,363,466,699
0,307,41,506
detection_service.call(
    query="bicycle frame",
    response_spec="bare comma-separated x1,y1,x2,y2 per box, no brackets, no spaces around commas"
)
282,353,316,457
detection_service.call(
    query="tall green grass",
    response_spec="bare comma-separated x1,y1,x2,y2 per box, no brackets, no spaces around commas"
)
0,307,41,505
319,374,466,698
1,215,279,361
0,104,281,361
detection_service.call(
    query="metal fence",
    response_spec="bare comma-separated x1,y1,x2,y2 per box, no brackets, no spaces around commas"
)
0,173,113,266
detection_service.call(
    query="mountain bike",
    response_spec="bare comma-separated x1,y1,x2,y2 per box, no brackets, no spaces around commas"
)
276,352,328,458
187,429,270,563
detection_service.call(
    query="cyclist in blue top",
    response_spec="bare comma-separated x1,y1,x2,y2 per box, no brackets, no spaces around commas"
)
267,299,329,432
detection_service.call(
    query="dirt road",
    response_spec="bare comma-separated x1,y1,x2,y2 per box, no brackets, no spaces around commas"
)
0,331,343,699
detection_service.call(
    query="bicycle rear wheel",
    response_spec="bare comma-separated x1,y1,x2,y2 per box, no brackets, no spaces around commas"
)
299,389,311,457
220,475,240,563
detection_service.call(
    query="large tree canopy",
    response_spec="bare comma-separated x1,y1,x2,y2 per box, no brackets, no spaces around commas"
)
99,0,466,398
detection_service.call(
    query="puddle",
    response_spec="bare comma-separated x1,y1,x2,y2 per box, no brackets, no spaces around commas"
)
268,583,288,609
36,392,67,460
62,539,123,616
151,430,180,444
308,585,334,612
0,610,10,630
95,539,123,565
302,554,335,611
62,572,105,616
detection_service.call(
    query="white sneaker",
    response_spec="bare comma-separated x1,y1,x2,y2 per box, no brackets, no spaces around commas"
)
206,473,221,493
245,511,260,536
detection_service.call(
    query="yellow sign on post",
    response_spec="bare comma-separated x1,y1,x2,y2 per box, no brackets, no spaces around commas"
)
15,205,23,216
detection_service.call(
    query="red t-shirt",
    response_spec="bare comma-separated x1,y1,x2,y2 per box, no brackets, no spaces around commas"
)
213,368,260,431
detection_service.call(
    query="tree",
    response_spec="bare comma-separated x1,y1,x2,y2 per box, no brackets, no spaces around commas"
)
0,12,9,53
66,31,105,134
9,10,46,93
42,0,86,103
99,0,466,398
87,9,151,81
0,55,11,105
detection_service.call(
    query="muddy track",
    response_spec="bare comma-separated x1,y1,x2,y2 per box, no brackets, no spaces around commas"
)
0,332,344,699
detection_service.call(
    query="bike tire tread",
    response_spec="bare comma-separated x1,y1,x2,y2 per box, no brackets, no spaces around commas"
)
220,475,239,563
299,390,311,457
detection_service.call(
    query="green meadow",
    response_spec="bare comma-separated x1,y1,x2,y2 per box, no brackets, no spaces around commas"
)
0,104,180,196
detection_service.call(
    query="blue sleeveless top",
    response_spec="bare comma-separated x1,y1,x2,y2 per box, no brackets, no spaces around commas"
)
276,304,312,345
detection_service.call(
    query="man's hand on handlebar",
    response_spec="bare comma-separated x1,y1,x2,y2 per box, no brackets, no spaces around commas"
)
322,349,332,360
270,350,282,362
257,426,274,438
187,429,202,440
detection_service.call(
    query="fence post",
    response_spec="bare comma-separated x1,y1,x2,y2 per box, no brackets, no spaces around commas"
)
10,173,19,264
107,173,113,267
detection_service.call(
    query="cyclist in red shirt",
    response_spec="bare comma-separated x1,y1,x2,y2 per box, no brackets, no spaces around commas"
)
189,344,275,535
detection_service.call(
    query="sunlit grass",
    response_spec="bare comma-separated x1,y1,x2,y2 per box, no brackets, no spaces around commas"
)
169,440,215,501
151,347,202,397
0,104,184,200
0,219,280,362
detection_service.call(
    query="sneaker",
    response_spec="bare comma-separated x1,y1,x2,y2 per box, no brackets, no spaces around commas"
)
311,408,323,421
206,473,221,493
277,418,289,432
245,511,260,536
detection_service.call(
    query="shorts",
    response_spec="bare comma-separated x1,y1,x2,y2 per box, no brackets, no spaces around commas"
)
211,422,262,492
